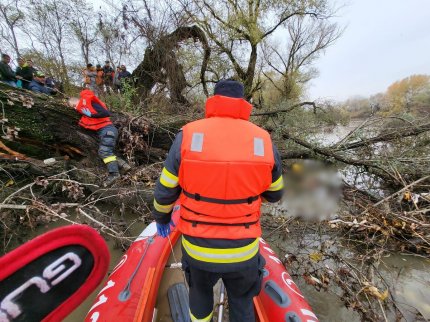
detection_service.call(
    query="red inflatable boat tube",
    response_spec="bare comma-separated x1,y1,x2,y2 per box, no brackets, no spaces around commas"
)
0,225,110,322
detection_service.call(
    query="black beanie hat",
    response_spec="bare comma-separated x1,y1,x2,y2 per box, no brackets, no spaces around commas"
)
214,80,244,98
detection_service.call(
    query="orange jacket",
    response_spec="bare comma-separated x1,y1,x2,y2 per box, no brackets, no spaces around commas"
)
76,90,112,131
96,70,104,85
177,95,274,239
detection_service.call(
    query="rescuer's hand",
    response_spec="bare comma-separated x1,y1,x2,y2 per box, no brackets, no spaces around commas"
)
156,220,175,238
81,108,92,117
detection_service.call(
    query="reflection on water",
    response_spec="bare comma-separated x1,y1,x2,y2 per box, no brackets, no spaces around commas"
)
381,254,430,320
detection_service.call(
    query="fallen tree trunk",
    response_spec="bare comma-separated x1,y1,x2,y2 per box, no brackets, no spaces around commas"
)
0,84,185,166
0,84,95,159
281,131,400,184
332,122,430,151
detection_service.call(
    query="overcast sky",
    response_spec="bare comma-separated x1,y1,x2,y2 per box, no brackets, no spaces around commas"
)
90,0,429,101
308,0,430,101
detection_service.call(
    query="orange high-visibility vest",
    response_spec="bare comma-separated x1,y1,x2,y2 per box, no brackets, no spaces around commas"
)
76,90,112,131
178,95,274,239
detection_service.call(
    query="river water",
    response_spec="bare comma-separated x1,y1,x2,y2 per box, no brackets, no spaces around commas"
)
291,121,430,321
23,208,430,322
11,121,430,321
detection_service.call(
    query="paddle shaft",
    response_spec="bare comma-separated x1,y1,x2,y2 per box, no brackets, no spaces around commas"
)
217,281,226,321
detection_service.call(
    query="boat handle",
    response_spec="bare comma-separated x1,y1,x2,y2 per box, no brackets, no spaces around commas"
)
264,280,291,307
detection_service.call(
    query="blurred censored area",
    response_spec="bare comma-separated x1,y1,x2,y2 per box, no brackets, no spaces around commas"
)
278,160,342,220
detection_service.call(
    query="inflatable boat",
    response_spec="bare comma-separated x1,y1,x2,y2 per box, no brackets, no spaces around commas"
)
85,206,318,322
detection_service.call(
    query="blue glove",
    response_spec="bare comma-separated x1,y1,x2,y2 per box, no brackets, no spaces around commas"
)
81,107,92,117
156,220,175,238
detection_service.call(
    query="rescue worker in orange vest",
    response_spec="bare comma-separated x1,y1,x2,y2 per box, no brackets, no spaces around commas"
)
152,80,284,322
68,90,131,186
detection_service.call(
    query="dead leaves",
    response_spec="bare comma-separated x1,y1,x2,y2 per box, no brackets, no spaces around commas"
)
21,96,34,109
309,251,323,262
303,272,330,291
333,204,430,255
61,181,84,201
2,126,20,141
35,177,85,201
337,267,352,277
303,273,321,286
4,179,14,187
5,93,34,109
361,282,389,301
35,177,49,187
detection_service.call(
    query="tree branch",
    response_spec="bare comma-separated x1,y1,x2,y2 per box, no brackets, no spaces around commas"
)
333,122,430,151
281,131,399,183
262,11,319,39
252,101,319,116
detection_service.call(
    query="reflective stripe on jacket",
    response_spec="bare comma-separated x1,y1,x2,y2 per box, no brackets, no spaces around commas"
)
76,90,112,131
182,236,259,264
177,95,275,240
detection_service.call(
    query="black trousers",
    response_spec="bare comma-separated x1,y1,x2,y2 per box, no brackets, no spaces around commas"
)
97,125,119,173
183,256,264,322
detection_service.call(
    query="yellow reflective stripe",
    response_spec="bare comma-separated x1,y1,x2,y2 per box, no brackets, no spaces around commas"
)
153,199,174,213
159,167,179,188
268,175,284,191
103,155,117,164
183,237,258,255
190,310,213,322
182,237,259,264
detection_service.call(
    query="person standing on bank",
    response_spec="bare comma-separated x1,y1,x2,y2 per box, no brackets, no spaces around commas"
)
151,80,284,322
68,89,131,187
15,57,25,88
102,60,114,92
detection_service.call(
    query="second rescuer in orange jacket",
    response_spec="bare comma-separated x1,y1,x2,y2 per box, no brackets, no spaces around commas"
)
152,80,284,322
68,90,131,186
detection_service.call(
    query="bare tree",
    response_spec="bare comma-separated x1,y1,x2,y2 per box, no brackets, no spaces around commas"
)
26,0,73,85
97,13,130,68
0,0,24,57
263,16,342,100
68,0,98,65
179,0,338,99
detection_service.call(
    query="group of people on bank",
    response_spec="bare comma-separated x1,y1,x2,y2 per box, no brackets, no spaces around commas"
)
0,53,133,96
0,54,59,95
82,61,132,95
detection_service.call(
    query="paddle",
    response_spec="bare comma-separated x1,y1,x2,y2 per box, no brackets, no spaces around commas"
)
0,225,110,322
